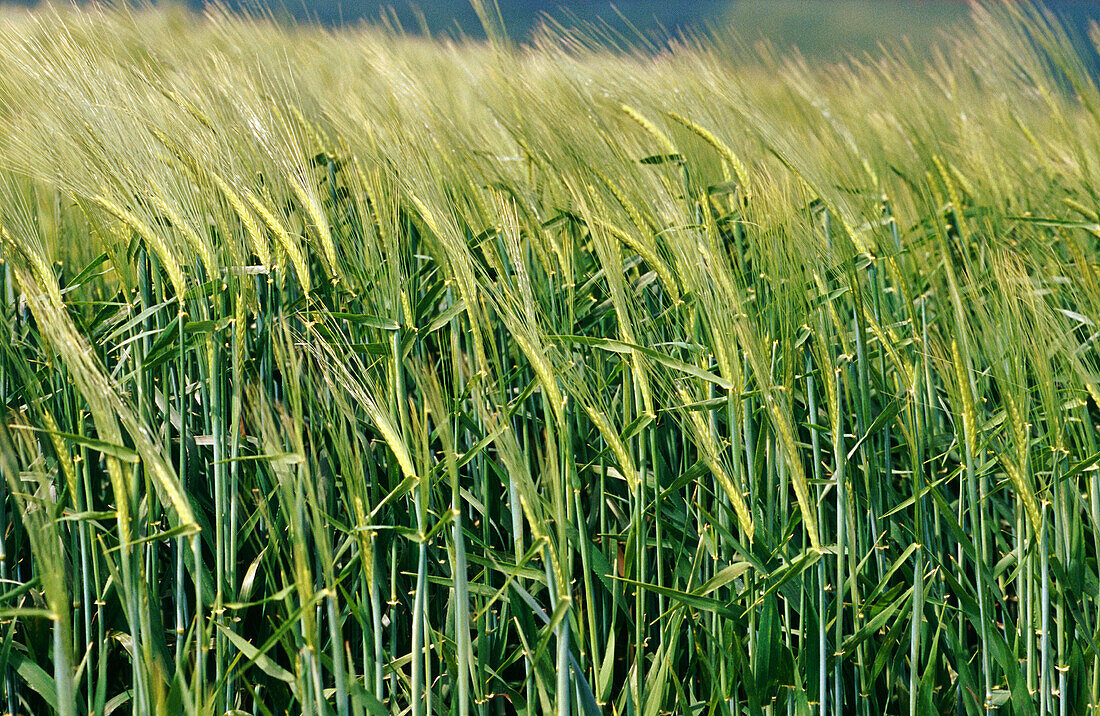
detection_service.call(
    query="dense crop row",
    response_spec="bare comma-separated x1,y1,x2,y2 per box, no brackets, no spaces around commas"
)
1,3,1099,714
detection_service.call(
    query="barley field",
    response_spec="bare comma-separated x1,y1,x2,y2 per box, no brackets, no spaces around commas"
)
0,2,1098,714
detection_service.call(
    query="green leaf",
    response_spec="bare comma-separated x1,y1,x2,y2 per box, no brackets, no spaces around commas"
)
556,334,734,390
847,397,903,460
10,426,140,463
639,153,684,165
611,575,738,618
840,586,913,655
11,651,58,712
424,300,466,334
64,252,111,289
219,625,297,688
328,312,400,331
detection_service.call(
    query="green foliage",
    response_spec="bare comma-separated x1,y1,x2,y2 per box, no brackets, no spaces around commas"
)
0,2,1099,714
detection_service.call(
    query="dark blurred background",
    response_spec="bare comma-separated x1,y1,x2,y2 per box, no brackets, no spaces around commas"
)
5,1,1100,60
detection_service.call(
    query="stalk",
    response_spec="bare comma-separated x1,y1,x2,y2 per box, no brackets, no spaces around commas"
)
833,370,846,716
908,365,925,716
806,354,826,716
1041,506,1051,716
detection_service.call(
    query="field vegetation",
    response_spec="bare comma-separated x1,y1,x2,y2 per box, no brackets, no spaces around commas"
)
1,2,1100,714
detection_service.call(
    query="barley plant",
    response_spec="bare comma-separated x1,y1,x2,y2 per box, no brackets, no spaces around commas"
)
1,1,1100,713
